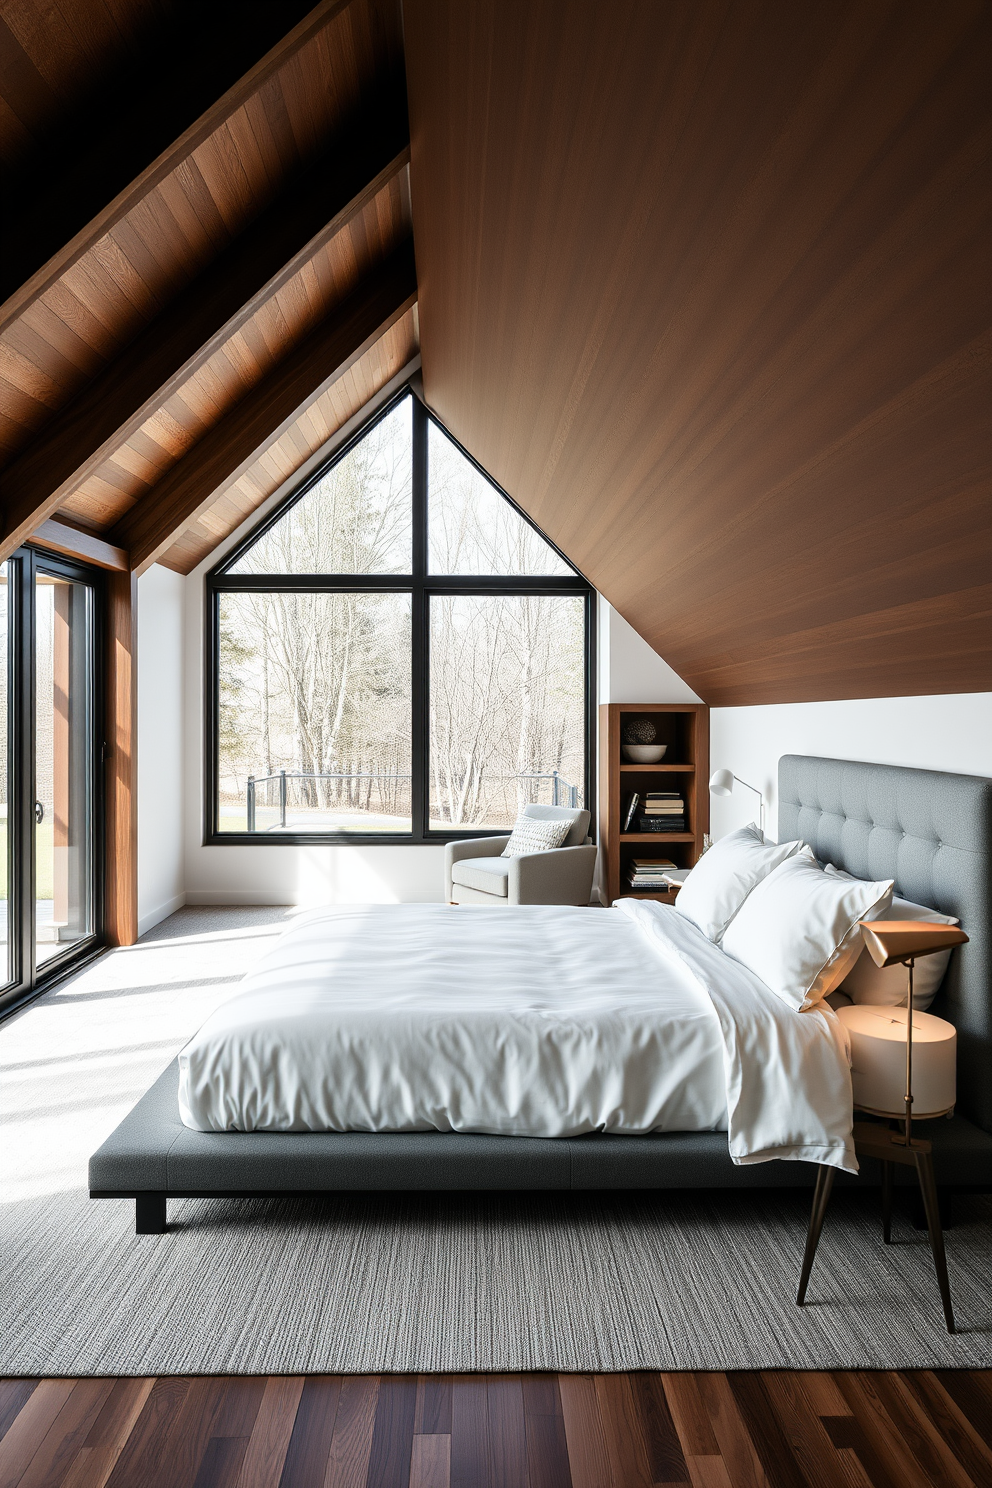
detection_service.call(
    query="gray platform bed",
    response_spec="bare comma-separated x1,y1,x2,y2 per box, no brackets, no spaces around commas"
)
90,755,992,1233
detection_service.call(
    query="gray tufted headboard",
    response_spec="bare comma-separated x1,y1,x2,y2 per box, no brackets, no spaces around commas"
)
778,755,992,1136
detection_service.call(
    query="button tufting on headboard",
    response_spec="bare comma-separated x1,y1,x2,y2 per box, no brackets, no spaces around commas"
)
778,755,992,1136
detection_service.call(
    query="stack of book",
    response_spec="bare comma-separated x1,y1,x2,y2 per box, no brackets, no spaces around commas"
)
628,857,676,889
637,790,686,832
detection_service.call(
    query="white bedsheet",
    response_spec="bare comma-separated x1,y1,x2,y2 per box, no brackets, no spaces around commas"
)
177,900,856,1172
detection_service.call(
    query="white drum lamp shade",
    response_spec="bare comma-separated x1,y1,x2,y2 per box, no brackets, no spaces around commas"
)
836,1004,956,1119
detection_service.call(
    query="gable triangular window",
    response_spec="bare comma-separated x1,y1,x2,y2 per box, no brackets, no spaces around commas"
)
428,420,570,576
209,389,592,841
226,396,413,575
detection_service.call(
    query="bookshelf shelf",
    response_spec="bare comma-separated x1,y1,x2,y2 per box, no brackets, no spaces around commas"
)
620,832,695,842
599,703,709,905
618,762,694,772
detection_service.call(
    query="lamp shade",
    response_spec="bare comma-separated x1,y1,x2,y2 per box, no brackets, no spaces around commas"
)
709,768,734,797
836,1004,956,1119
860,920,968,968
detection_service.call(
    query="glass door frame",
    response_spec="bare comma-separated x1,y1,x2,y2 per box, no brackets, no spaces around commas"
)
0,545,106,1019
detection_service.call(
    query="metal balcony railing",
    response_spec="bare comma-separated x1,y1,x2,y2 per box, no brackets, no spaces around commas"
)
244,769,578,830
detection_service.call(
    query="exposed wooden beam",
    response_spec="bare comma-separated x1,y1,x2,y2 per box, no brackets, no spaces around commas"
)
110,244,418,574
104,571,138,948
0,0,317,306
29,520,128,573
0,127,409,565
0,0,357,336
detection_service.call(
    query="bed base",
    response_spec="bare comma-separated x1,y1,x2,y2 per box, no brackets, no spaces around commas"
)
89,1061,992,1234
97,1182,992,1237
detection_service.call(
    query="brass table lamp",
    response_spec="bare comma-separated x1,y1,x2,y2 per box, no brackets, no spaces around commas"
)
797,919,968,1333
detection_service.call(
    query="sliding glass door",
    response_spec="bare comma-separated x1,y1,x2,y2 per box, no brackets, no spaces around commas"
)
34,569,96,968
1,562,9,989
0,548,102,1016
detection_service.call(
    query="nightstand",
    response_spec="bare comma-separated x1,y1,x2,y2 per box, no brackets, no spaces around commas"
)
795,921,965,1333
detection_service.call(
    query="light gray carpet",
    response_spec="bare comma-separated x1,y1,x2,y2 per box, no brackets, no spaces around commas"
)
2,907,990,1375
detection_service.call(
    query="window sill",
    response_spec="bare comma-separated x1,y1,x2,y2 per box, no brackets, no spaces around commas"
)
202,831,518,848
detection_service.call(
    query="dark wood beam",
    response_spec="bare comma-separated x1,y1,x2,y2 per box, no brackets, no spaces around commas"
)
0,0,317,307
104,571,138,947
109,244,418,573
0,0,355,335
29,520,128,573
0,124,409,565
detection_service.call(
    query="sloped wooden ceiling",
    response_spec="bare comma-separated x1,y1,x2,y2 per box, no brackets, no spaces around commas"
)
404,0,992,705
0,0,419,575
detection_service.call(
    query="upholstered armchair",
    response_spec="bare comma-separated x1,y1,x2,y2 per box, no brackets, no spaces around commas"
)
445,804,597,906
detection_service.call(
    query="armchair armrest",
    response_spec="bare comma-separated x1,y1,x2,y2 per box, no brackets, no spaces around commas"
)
508,843,598,906
445,835,511,899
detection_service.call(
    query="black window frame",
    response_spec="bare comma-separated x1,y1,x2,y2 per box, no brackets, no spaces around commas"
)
1,545,106,1022
204,387,596,846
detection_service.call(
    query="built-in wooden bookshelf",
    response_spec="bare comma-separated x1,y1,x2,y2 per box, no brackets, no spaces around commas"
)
599,703,709,904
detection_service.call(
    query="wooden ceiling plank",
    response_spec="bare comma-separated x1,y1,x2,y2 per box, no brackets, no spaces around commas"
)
252,72,302,179
0,130,410,564
155,314,420,573
110,243,417,573
239,88,288,194
0,371,46,430
0,339,62,407
163,155,232,257
0,0,350,324
101,440,160,485
104,216,178,308
191,123,260,239
3,313,83,391
0,13,58,140
405,0,991,704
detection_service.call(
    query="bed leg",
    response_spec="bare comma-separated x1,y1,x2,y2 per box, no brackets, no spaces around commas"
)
135,1193,167,1234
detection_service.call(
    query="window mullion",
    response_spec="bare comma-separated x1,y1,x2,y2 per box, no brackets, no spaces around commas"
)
411,396,429,840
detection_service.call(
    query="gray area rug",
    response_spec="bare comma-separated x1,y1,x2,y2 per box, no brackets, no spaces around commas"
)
2,907,990,1375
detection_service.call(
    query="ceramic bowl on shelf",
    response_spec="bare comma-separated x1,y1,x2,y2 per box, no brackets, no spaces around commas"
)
622,744,668,763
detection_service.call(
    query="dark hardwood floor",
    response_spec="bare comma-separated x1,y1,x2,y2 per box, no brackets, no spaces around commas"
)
0,1370,990,1487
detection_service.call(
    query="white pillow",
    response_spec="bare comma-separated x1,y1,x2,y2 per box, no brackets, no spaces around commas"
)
823,864,959,1009
673,824,803,943
501,814,571,858
721,851,894,1011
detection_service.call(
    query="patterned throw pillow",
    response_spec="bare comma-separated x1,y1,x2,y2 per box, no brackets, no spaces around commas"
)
501,814,572,858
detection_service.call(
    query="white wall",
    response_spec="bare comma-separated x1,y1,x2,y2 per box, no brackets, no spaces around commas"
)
710,693,992,841
598,601,701,703
136,565,186,934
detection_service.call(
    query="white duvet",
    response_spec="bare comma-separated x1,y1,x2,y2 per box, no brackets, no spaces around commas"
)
178,900,857,1172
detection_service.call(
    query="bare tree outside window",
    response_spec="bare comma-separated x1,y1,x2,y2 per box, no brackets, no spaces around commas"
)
429,595,584,827
228,398,412,576
428,421,571,576
212,392,591,838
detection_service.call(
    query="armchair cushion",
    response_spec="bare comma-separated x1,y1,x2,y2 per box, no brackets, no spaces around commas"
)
501,814,572,858
519,803,590,847
450,856,510,896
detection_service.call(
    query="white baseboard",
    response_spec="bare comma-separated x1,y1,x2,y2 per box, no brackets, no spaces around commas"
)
137,892,187,937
